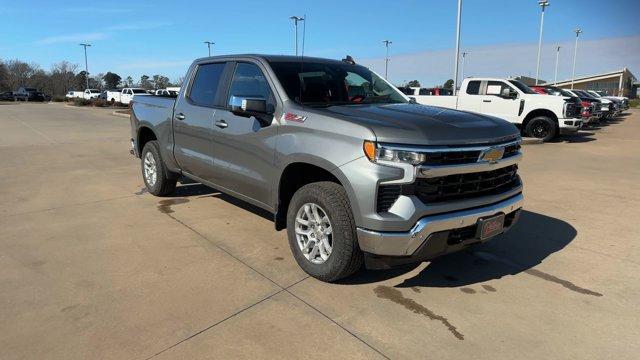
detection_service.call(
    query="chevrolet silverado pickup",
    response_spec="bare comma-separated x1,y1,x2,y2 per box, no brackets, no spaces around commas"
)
130,55,524,282
415,78,583,141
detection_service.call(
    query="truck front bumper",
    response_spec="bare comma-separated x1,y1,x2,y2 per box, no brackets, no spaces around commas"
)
559,118,583,134
356,193,523,269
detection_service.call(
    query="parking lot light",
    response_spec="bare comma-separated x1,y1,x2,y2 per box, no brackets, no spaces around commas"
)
535,0,549,85
461,51,468,80
383,40,392,80
453,0,462,95
289,16,304,56
554,45,560,85
79,43,91,90
571,27,582,89
204,41,214,57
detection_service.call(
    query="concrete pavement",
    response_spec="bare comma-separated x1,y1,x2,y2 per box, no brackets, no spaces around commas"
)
1,103,638,359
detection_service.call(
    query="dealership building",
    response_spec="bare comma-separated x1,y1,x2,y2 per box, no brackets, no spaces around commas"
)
554,68,637,97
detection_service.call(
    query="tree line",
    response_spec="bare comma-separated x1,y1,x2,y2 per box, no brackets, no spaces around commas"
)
0,59,180,97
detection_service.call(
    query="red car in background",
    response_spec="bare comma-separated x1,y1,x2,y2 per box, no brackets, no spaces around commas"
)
531,85,595,123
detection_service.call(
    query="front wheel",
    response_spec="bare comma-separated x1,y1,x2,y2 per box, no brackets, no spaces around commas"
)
525,116,557,141
141,141,177,196
286,181,363,282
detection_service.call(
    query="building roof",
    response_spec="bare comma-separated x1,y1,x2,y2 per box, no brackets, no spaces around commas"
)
554,68,635,86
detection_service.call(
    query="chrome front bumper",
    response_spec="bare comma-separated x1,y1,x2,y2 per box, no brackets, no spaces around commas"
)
356,193,524,257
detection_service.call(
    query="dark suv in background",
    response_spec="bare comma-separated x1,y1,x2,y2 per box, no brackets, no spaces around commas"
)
13,87,46,102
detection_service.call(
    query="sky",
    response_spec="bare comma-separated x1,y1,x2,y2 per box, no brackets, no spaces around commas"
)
1,0,639,86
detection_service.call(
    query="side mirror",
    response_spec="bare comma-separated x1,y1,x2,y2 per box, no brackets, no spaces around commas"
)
501,88,517,99
408,97,417,104
229,96,268,114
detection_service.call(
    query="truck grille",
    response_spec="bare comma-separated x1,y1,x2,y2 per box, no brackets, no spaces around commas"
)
375,165,521,212
414,164,520,203
565,103,581,118
422,143,520,166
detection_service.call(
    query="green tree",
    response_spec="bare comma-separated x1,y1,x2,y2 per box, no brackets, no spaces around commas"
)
75,71,89,90
125,76,134,87
406,80,420,87
140,75,152,89
102,72,122,89
443,79,454,89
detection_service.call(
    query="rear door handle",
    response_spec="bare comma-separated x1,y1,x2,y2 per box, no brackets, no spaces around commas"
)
175,113,186,120
215,120,228,129
483,100,492,103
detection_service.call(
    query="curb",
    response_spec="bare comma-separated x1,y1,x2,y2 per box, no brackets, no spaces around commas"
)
521,137,544,145
111,111,130,118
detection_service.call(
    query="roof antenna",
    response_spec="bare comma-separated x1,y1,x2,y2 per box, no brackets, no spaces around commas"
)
298,14,307,107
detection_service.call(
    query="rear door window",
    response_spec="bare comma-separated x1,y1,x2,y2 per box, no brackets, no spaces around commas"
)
189,62,226,107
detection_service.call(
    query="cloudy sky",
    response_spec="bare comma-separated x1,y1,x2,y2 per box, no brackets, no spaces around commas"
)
1,0,639,86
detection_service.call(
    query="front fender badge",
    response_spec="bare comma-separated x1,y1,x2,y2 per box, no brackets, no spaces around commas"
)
283,112,307,123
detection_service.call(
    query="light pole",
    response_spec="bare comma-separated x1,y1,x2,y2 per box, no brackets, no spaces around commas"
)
453,0,462,94
289,16,304,56
535,0,549,85
383,40,392,80
79,43,91,90
460,51,468,81
204,41,214,57
571,27,582,89
553,44,560,85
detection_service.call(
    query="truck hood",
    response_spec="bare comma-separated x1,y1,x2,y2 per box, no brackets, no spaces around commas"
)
315,103,519,146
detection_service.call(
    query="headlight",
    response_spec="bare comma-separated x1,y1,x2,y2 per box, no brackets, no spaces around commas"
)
363,141,425,165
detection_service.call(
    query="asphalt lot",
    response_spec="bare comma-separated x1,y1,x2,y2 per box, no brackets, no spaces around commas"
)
1,102,639,359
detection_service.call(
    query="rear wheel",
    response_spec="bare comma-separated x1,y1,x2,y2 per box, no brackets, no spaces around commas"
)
525,116,557,141
141,141,177,196
286,181,363,282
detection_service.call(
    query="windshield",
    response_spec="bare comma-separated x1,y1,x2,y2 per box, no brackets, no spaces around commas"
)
132,89,147,94
508,80,537,94
268,61,407,107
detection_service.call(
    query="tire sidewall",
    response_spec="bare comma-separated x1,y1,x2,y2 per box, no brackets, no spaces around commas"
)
526,116,557,141
286,183,357,281
141,141,164,195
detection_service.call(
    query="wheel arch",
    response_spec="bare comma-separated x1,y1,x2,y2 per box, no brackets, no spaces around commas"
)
275,162,345,231
522,108,558,130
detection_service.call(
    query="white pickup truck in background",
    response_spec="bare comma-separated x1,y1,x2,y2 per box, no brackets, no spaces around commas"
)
414,78,583,141
110,88,149,104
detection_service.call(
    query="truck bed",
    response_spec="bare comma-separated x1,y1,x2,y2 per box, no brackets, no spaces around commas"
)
131,95,176,125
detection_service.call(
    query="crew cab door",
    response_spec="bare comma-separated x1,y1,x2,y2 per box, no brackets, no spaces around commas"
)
172,61,228,182
210,61,278,207
457,80,484,113
480,81,520,123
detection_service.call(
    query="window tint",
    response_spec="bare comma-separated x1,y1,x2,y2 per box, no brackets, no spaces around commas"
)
228,63,273,108
189,62,226,107
466,81,481,95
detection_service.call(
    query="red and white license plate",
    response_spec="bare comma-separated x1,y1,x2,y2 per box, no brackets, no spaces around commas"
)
476,214,505,240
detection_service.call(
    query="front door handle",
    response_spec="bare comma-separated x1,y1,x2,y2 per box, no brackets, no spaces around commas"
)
215,120,228,129
483,100,492,103
175,113,186,120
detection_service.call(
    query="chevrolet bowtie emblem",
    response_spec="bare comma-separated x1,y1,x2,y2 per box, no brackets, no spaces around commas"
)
479,146,505,164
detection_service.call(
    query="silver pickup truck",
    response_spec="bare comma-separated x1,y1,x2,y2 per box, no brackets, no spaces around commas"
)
130,54,524,282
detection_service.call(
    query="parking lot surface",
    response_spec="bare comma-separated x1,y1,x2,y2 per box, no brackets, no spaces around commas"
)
1,103,639,359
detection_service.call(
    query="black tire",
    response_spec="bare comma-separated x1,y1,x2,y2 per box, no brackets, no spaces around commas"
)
525,116,557,141
286,181,363,282
141,140,177,196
